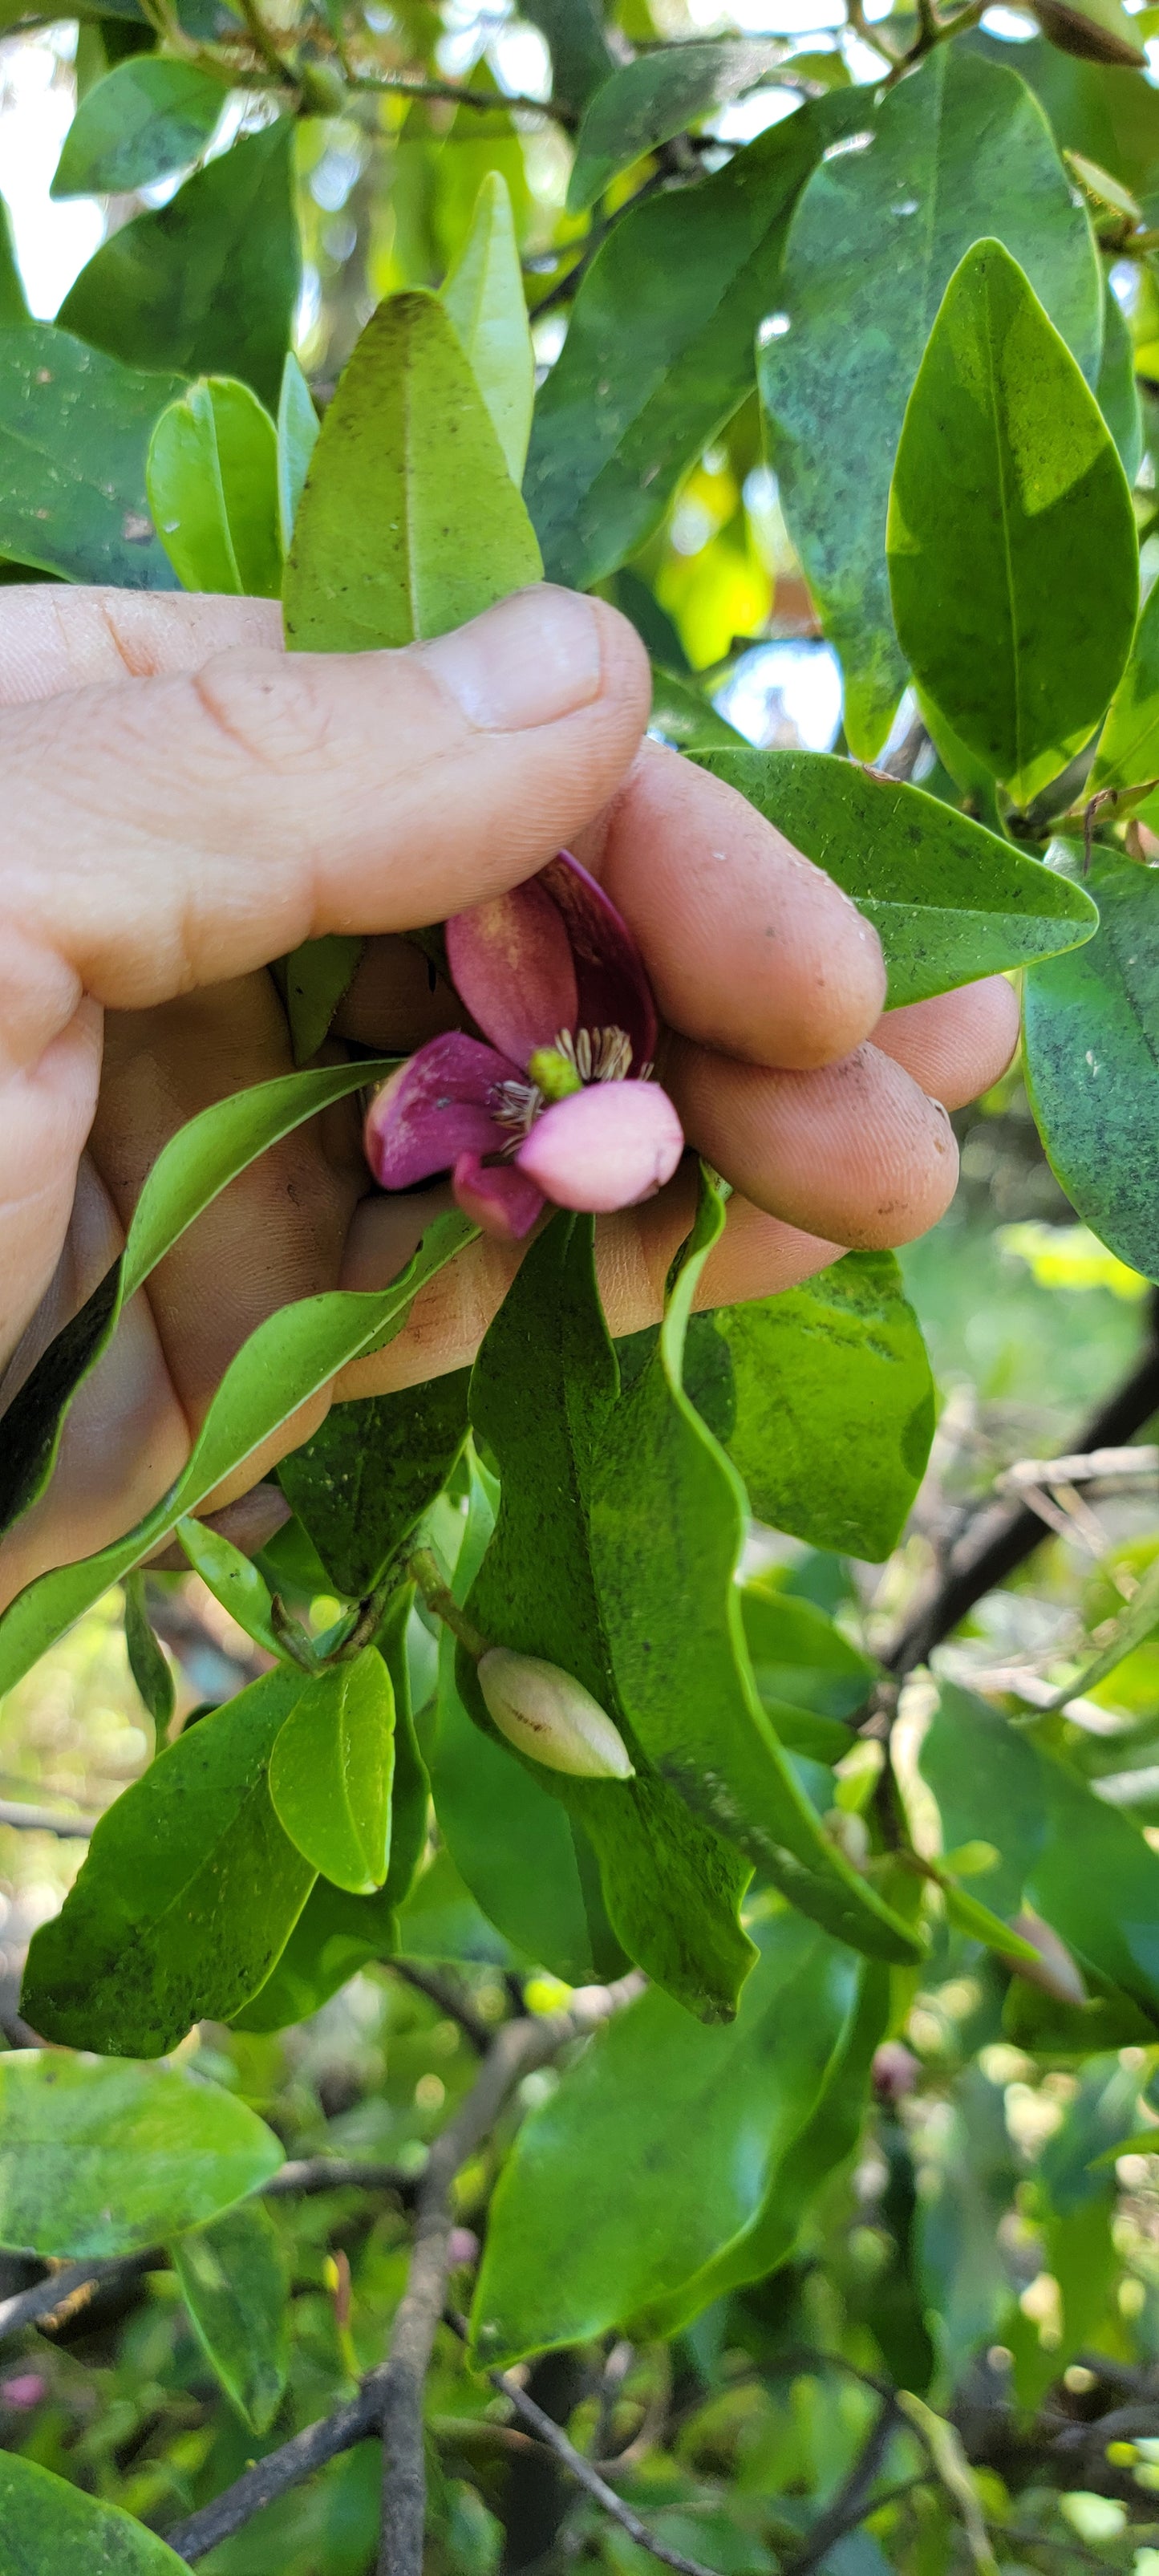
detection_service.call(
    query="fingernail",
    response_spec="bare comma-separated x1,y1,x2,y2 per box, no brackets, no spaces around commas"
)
423,586,605,732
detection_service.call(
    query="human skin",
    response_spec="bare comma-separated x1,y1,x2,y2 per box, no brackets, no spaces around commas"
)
0,582,1019,1609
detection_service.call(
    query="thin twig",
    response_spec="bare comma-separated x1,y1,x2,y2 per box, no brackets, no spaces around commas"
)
0,1797,97,1836
349,72,573,128
389,1960,490,2055
781,2400,901,2576
0,2254,152,2343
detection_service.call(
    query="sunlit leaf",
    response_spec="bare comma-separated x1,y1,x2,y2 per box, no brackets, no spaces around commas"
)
172,2198,289,2434
1023,849,1159,1280
52,58,227,198
147,373,280,595
269,1646,395,1893
0,2051,283,2253
567,39,783,214
440,172,533,481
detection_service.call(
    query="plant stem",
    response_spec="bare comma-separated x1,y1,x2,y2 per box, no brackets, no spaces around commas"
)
407,1548,490,1662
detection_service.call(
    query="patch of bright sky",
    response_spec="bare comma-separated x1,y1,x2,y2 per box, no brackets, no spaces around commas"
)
0,28,101,318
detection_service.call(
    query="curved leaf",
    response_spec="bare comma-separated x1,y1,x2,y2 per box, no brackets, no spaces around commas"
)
0,2454,188,2571
567,39,782,214
269,1647,395,1893
172,2198,289,2434
147,373,280,595
440,171,533,481
0,2051,283,2254
52,58,227,197
0,322,181,587
1023,849,1159,1280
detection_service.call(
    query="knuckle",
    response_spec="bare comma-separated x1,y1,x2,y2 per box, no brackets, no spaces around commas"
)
189,649,343,779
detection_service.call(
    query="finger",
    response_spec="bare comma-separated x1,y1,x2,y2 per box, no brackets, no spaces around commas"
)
665,1036,958,1248
3,584,650,1030
577,740,888,1073
870,976,1020,1108
0,586,282,705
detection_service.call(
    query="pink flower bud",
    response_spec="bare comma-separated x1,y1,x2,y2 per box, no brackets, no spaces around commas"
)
515,1081,683,1213
478,1648,635,1779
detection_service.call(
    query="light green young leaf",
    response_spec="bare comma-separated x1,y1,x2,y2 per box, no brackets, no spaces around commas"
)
440,172,533,482
693,748,1097,1007
0,321,181,587
276,347,318,554
1095,270,1142,483
147,374,281,596
566,39,783,214
172,2198,289,2434
21,1665,316,2055
1049,1551,1159,1706
0,1055,398,1543
52,58,227,198
0,2051,283,2254
269,1646,395,1893
123,1571,176,1738
1023,850,1159,1281
887,240,1137,805
0,1209,476,1702
280,934,367,1066
938,1876,1043,1963
762,46,1103,757
0,2454,188,2571
176,1514,284,1661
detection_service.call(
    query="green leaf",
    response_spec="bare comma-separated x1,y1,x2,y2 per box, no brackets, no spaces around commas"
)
761,46,1104,757
176,1513,284,1661
527,89,863,591
276,347,318,554
691,748,1098,1007
1050,1546,1159,1706
590,1178,920,1961
469,1909,861,2366
740,1578,876,1731
51,58,226,197
566,39,783,215
0,1056,398,1542
938,1876,1042,1962
1096,270,1142,484
440,172,533,482
283,288,541,653
888,239,1137,805
172,2198,289,2434
278,1371,470,1598
1090,582,1159,799
123,1571,176,1737
0,321,181,586
59,122,300,408
967,30,1159,201
432,67,530,277
649,663,748,749
279,934,367,1066
1023,850,1159,1280
147,373,280,596
0,2453,188,2571
0,2051,283,2254
518,0,615,116
21,1665,316,2055
269,1646,395,1893
0,193,30,325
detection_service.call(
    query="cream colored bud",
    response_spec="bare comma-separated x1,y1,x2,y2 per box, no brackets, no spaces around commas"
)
478,1649,635,1780
1004,1909,1088,2008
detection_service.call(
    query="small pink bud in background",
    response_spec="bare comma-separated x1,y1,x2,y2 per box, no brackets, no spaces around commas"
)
478,1649,635,1779
872,2041,920,2104
1,2372,46,2410
515,1081,683,1213
448,2227,480,2268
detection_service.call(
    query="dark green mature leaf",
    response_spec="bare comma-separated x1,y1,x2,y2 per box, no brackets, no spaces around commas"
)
526,89,863,592
0,2453,188,2571
519,0,615,115
470,1909,861,2366
967,30,1159,199
567,40,783,214
650,663,748,749
123,1572,176,1737
0,1057,397,1543
761,46,1103,757
693,748,1097,1006
22,1665,315,2055
284,289,541,653
59,123,300,408
1096,271,1142,483
590,1178,919,1961
1089,582,1159,801
172,2199,289,2434
52,58,226,197
888,240,1137,805
147,374,281,595
1023,850,1159,1280
270,1647,395,1893
279,1372,470,1599
0,322,180,586
0,2051,283,2254
464,1212,759,2018
711,1252,935,1560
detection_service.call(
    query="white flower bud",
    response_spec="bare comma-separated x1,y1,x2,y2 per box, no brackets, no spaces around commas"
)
477,1649,635,1780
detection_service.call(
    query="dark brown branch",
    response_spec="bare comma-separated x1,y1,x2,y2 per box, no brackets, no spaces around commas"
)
388,1960,490,2055
0,2253,152,2343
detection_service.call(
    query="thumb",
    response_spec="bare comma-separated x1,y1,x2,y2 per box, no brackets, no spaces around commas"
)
4,584,650,1023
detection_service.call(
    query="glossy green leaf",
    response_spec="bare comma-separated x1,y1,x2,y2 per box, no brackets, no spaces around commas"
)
0,1056,397,1543
1096,270,1142,483
269,1647,395,1894
520,0,614,114
693,748,1098,1008
967,30,1159,200
761,46,1103,757
279,1370,470,1599
276,346,318,554
172,2198,289,2433
0,320,180,586
176,1513,284,1661
0,193,29,324
649,663,748,749
590,1178,920,1961
1089,582,1159,799
440,172,533,482
21,1665,316,2055
59,122,300,408
1023,850,1159,1280
147,373,280,595
740,1579,876,1733
0,2051,283,2254
566,39,782,214
0,2453,188,2571
51,58,226,197
279,934,367,1066
470,1909,861,2367
888,240,1136,805
527,89,863,591
284,289,541,653
938,1876,1041,1963
123,1571,176,1737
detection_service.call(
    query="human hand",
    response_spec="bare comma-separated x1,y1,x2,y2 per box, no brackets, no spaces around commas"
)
0,582,1018,1607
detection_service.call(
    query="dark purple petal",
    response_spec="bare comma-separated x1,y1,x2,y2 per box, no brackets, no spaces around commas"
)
446,877,578,1068
363,1033,514,1188
515,1080,683,1212
541,852,657,1072
452,1151,545,1241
